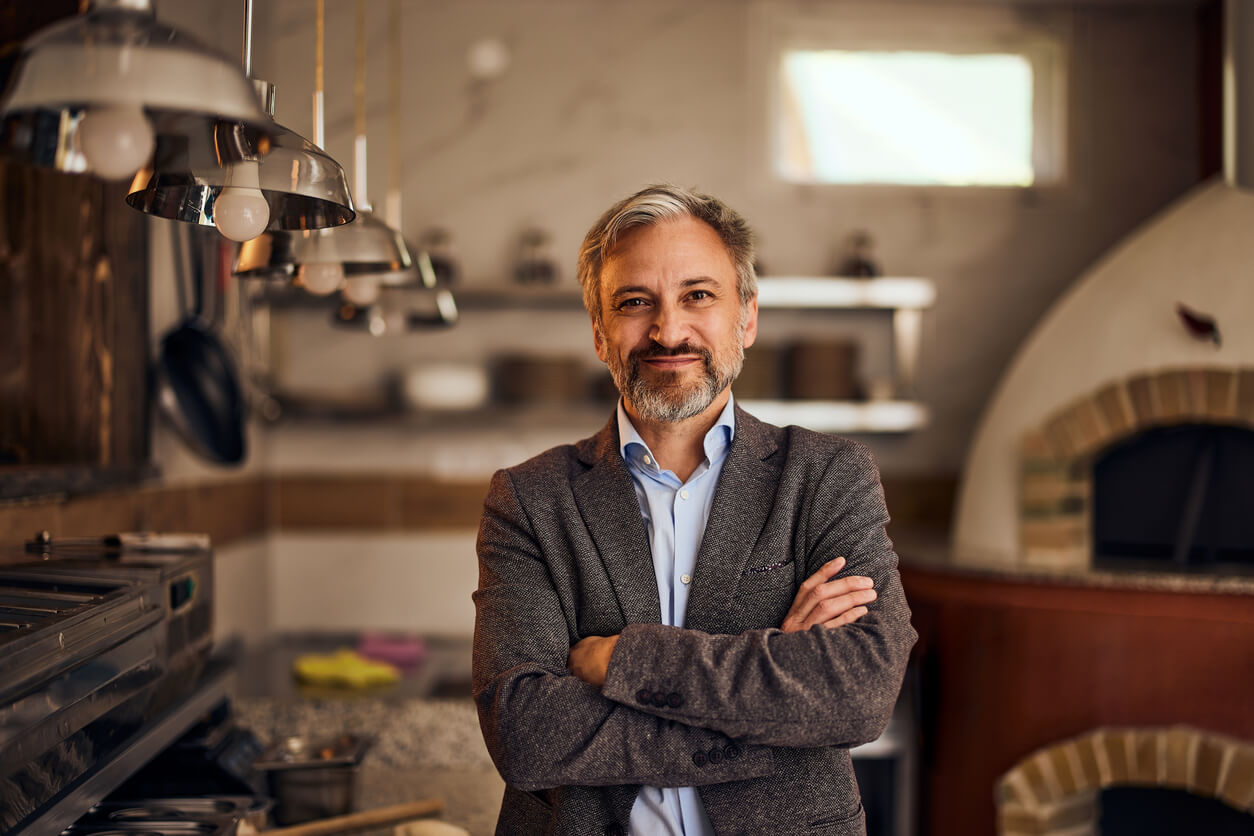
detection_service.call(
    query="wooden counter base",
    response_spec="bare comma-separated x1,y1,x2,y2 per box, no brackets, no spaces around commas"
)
900,562,1254,836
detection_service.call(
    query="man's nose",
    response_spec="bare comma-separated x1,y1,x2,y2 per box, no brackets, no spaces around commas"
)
650,304,689,347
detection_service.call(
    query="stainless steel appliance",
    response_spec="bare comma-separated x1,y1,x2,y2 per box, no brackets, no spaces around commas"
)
0,535,217,834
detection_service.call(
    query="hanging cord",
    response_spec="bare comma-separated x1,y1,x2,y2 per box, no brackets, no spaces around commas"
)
386,0,402,229
313,0,325,148
353,0,369,210
241,0,253,78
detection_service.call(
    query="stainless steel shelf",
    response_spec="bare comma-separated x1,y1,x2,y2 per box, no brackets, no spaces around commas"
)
260,277,936,313
740,400,929,433
10,658,236,836
445,277,937,312
757,277,936,310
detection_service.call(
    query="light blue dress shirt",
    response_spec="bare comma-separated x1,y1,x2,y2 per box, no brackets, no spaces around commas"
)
618,395,736,836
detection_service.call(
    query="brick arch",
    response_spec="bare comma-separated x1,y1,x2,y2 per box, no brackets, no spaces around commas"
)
1017,366,1254,568
997,726,1254,835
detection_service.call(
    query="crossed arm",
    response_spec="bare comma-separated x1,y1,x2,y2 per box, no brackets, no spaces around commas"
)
472,456,915,792
567,556,878,686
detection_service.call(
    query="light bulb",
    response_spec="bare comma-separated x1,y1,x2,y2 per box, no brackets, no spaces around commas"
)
342,275,381,306
299,261,344,295
214,160,271,242
77,104,155,180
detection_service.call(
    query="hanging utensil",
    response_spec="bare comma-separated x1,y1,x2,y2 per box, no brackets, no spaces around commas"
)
152,223,248,464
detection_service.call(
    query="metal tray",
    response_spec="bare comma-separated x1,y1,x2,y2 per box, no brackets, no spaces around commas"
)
253,734,371,770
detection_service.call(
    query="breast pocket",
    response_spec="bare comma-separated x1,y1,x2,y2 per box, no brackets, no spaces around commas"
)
735,555,798,595
730,556,798,628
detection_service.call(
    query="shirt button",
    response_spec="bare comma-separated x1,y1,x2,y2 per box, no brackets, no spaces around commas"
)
680,574,691,585
680,490,690,500
643,455,652,466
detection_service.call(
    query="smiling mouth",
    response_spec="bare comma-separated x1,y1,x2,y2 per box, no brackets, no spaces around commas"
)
643,356,701,369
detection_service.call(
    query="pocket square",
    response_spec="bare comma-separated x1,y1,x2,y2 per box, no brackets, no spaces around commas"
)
744,556,795,575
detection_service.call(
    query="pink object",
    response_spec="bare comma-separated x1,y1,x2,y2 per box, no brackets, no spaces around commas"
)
355,632,428,669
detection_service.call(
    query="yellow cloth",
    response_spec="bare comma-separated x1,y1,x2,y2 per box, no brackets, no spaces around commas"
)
292,649,400,688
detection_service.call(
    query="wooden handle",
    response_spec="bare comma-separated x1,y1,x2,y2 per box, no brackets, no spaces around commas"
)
263,798,445,836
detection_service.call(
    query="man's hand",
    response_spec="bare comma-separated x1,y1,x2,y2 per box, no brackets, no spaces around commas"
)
568,634,620,688
780,556,876,633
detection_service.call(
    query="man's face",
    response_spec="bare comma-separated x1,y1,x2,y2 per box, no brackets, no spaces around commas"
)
593,215,758,424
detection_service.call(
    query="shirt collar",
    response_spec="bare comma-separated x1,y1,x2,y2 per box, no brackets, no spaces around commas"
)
617,393,736,473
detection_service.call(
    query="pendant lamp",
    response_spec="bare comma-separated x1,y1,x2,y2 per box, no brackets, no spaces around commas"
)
328,0,457,333
234,0,409,283
125,0,355,242
0,0,273,182
290,0,416,302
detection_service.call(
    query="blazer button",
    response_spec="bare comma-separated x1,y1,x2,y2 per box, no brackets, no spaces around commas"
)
724,743,743,760
707,746,724,765
652,691,669,708
636,689,651,705
666,692,683,708
692,750,708,767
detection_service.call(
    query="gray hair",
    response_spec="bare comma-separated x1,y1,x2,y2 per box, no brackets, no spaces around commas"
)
576,184,757,326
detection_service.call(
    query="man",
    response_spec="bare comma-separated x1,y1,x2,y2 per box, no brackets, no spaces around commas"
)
473,184,916,836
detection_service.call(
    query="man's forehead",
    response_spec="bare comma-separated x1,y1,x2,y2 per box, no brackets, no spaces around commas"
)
600,218,735,287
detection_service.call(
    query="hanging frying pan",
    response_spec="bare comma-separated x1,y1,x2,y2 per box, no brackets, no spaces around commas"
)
152,223,247,465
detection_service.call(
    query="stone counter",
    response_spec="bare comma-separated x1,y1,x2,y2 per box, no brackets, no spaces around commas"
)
234,697,503,836
894,530,1254,596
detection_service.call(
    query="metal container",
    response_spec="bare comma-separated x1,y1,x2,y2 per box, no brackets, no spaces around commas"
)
0,540,216,833
62,824,236,835
80,796,257,825
254,734,371,825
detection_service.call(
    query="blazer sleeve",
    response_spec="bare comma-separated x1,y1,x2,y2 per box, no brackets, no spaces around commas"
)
472,468,775,792
600,441,917,749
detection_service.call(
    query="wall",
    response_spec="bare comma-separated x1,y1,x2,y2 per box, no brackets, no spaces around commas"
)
137,0,1209,643
248,0,1203,475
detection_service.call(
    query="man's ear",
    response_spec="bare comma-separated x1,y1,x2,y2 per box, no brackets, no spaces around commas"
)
742,295,759,350
592,314,608,363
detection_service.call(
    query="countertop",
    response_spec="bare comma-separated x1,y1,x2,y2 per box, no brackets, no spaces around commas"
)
226,634,501,835
893,529,1254,596
234,696,503,836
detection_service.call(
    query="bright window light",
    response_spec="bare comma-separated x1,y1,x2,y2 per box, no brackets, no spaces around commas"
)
778,50,1036,186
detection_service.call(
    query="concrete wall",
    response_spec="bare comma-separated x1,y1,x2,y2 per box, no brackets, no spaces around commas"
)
251,0,1202,475
146,0,1209,639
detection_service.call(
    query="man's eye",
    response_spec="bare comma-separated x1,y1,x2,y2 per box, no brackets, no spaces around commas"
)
688,290,712,301
618,298,647,309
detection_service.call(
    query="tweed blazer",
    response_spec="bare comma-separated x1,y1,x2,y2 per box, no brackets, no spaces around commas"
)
472,406,916,836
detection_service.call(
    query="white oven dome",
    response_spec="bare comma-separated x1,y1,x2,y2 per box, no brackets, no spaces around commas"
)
953,178,1254,563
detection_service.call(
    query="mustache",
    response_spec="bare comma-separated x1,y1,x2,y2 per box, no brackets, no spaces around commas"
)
630,342,713,363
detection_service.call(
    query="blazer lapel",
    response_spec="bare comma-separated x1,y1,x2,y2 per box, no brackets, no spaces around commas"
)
572,417,662,627
684,407,781,633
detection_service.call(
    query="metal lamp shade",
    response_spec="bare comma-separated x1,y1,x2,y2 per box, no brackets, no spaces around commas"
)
126,82,356,233
0,0,273,177
333,285,459,335
235,210,412,283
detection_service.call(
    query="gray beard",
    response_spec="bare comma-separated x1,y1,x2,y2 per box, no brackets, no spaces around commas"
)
608,340,744,424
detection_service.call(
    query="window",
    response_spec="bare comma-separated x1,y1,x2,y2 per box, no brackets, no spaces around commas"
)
762,6,1067,188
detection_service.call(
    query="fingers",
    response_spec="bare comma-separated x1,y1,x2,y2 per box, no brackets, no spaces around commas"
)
822,606,869,629
784,563,876,630
785,556,847,626
805,585,876,625
799,556,847,593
